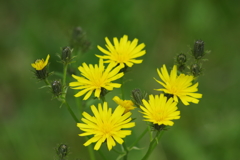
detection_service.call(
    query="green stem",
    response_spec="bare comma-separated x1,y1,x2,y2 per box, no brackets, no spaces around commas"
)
149,130,164,154
97,149,107,160
64,101,96,160
129,128,148,149
64,101,79,123
76,96,82,119
85,137,96,160
101,96,106,103
120,76,128,159
62,64,68,87
121,77,125,99
122,143,128,160
141,130,164,160
112,148,124,154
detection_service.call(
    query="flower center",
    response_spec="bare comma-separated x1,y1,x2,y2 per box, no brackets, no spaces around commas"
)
169,85,179,95
93,79,104,89
34,59,45,70
100,123,113,135
116,51,129,63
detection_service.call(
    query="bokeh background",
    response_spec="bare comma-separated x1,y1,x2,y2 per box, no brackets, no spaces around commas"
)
1,0,240,160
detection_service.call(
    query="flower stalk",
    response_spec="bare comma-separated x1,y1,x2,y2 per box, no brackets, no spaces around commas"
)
62,64,68,88
129,128,148,149
141,130,164,160
122,143,129,160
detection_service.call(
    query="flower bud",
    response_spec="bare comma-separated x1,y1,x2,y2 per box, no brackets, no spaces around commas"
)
70,26,91,53
177,53,187,65
193,40,204,59
131,88,147,108
56,144,68,159
61,46,72,63
191,63,201,77
52,80,62,97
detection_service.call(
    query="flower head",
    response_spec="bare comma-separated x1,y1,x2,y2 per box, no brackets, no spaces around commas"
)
77,102,135,151
31,54,50,71
154,65,202,105
113,96,136,113
69,59,124,100
31,54,50,80
96,35,146,68
140,94,180,126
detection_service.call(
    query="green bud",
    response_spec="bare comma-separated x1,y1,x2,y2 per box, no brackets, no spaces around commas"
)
61,46,72,63
70,26,91,53
193,40,205,59
131,89,147,108
56,144,68,159
52,80,62,97
177,53,187,65
191,63,202,77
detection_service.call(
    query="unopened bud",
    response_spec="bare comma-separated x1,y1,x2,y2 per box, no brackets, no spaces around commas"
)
191,63,201,77
177,53,187,65
61,46,72,62
131,89,147,108
193,40,204,59
70,26,91,53
52,80,62,97
56,144,68,159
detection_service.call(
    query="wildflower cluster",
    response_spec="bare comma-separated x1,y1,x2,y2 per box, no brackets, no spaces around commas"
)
32,30,209,160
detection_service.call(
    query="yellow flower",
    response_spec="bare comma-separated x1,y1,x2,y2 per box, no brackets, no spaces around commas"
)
69,59,124,100
96,35,146,68
77,102,135,151
113,96,136,113
154,65,202,105
31,54,50,70
140,94,180,126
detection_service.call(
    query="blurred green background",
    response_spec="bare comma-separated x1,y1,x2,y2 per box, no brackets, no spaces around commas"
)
1,0,240,160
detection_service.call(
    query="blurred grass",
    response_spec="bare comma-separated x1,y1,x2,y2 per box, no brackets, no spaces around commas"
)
1,0,240,159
